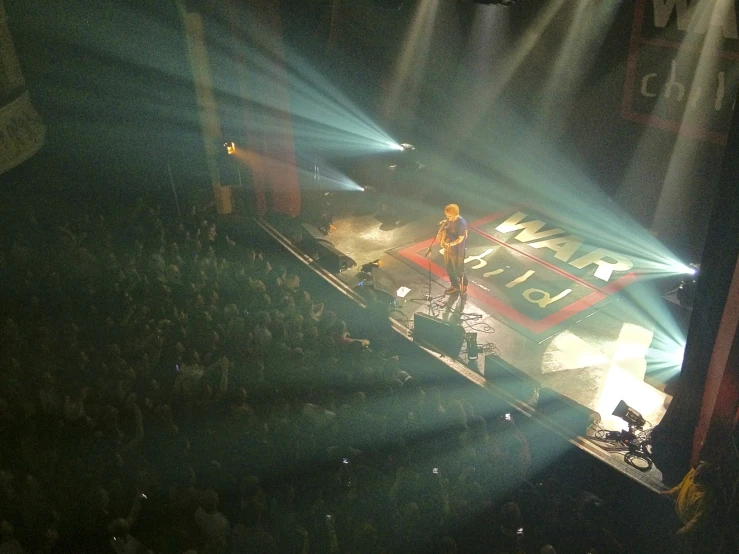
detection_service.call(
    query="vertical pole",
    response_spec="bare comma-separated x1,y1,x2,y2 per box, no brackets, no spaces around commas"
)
652,90,739,482
244,0,301,217
0,0,46,174
224,0,268,216
177,1,229,213
167,160,181,217
328,0,342,49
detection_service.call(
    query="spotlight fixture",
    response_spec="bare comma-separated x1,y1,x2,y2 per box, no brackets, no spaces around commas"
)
677,263,700,309
224,141,236,155
389,143,423,172
360,259,382,274
600,401,653,471
612,400,646,430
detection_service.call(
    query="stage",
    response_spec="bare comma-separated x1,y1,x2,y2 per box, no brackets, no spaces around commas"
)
311,189,691,484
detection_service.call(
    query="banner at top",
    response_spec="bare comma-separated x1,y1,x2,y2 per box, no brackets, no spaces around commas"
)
622,0,739,145
0,0,45,175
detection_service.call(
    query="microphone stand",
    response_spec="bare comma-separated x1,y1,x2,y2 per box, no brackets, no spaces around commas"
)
420,219,446,315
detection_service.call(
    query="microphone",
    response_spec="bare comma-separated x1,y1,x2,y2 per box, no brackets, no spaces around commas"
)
439,219,447,225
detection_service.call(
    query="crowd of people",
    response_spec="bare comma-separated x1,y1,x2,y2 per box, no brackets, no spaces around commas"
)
0,194,644,553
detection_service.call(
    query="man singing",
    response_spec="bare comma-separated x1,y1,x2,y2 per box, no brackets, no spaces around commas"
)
439,203,468,295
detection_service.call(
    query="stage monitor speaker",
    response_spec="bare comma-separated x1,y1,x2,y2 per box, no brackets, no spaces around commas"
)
355,267,396,307
300,223,325,241
536,387,601,436
312,238,356,273
413,312,465,358
371,267,399,299
484,356,540,407
300,225,356,274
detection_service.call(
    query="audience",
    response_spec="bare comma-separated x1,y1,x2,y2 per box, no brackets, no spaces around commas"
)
660,461,722,553
0,193,645,553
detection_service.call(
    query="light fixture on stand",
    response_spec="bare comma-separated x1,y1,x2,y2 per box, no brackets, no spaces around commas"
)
388,143,423,172
601,400,653,471
677,263,700,309
612,400,647,430
360,259,382,275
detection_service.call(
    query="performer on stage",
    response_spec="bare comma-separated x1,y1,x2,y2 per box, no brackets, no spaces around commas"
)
439,203,468,295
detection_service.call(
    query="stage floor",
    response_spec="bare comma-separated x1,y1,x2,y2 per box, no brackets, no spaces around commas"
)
321,192,685,482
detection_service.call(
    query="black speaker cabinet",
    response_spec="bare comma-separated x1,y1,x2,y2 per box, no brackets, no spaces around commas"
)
484,356,540,407
536,387,601,436
413,312,465,358
299,224,356,274
313,238,356,273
